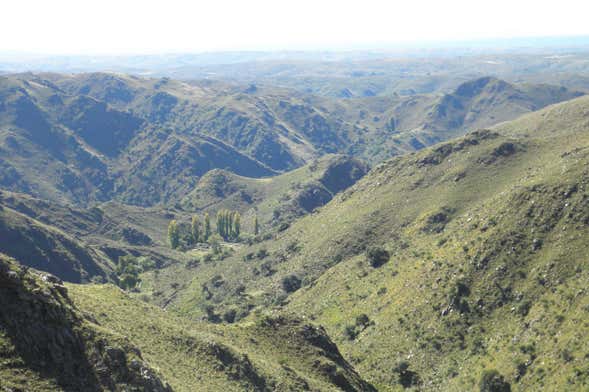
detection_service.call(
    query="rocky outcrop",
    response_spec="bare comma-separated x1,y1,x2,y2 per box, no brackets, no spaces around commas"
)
0,254,172,391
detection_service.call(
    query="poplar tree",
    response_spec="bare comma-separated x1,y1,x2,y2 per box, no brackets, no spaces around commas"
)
254,215,259,236
191,215,200,244
233,212,241,239
168,220,180,249
217,210,224,238
204,212,211,241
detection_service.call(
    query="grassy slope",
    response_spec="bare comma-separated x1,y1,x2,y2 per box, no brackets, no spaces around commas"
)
0,189,197,283
0,74,275,207
68,283,375,391
0,250,374,391
181,154,368,231
0,72,581,207
0,253,171,392
51,72,582,168
164,95,589,390
0,193,113,282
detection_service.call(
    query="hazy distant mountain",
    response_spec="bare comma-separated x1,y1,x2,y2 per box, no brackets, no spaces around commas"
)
0,72,582,206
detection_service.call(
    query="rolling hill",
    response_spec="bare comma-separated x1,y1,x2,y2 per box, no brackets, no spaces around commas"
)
0,72,581,208
151,95,589,390
2,70,589,391
181,154,368,230
0,252,375,391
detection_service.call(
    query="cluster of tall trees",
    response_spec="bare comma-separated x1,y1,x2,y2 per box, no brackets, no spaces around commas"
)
169,210,253,249
190,212,211,244
168,212,211,249
216,209,240,240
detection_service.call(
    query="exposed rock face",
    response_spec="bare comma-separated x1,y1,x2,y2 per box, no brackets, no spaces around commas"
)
0,254,172,391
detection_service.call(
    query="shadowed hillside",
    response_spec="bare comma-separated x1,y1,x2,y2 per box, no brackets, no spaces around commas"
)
0,73,581,207
0,253,172,391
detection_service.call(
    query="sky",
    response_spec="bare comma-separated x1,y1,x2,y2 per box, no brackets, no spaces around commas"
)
2,0,589,54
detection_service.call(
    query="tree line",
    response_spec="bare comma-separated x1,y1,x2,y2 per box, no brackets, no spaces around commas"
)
168,210,259,249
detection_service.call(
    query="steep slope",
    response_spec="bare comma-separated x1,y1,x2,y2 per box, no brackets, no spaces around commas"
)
0,192,113,282
0,253,171,391
113,130,275,206
0,75,115,204
363,76,583,161
0,72,581,207
1,250,375,391
51,72,352,171
181,154,368,230
48,72,582,170
0,74,275,206
421,77,582,132
68,283,376,392
0,189,196,283
160,95,589,390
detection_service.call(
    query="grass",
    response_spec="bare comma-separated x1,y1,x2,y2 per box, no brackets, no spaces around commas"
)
180,153,367,232
151,95,589,390
67,283,375,391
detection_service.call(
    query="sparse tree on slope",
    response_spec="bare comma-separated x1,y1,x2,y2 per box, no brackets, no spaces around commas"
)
191,215,200,244
233,211,241,239
217,210,225,238
204,212,211,241
168,220,180,249
254,215,259,236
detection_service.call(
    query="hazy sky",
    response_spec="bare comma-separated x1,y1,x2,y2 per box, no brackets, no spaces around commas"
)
2,0,589,54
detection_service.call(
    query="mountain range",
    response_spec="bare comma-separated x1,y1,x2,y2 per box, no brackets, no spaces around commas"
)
1,68,589,391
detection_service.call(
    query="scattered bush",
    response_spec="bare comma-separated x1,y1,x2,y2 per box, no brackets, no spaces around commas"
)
137,256,156,271
256,248,269,259
367,246,390,268
186,258,200,269
116,255,141,290
282,274,302,293
208,234,223,254
516,300,532,316
344,325,359,340
344,314,373,340
393,361,420,388
479,369,511,392
204,305,221,323
223,309,237,323
355,314,371,329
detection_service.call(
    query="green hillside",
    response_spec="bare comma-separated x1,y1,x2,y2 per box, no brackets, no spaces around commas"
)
0,251,375,391
0,74,275,206
68,283,375,392
159,95,589,390
181,154,368,230
2,71,589,391
0,191,113,282
0,188,202,284
0,253,172,391
0,73,580,206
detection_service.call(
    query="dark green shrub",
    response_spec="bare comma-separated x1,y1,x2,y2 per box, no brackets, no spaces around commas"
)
367,246,390,268
393,361,420,388
223,309,237,323
282,274,301,293
186,258,200,269
116,255,141,290
344,325,359,340
479,369,511,392
355,314,371,328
